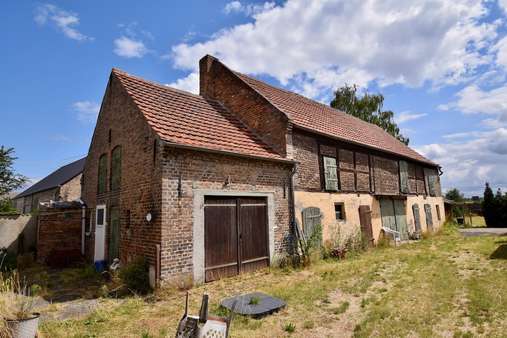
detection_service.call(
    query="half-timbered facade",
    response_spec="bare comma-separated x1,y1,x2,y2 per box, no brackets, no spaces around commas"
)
82,54,443,285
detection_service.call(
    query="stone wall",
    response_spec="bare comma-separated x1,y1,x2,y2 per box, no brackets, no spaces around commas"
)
58,174,82,201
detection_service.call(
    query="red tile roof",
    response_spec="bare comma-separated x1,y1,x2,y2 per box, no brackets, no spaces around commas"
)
112,69,287,162
234,71,435,165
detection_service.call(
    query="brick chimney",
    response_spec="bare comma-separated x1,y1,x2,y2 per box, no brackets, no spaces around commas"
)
199,54,218,98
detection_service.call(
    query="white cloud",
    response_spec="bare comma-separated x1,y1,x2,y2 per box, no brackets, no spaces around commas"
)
167,72,199,94
417,128,507,195
224,1,276,16
442,84,507,124
395,112,427,124
172,0,498,99
113,36,148,58
73,101,100,123
34,4,92,41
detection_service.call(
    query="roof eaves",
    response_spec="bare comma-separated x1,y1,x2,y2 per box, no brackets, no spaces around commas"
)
160,140,295,165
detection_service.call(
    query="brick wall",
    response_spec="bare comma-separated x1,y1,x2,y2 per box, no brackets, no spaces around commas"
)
159,146,292,281
37,207,82,264
81,73,162,266
199,55,289,157
373,156,399,195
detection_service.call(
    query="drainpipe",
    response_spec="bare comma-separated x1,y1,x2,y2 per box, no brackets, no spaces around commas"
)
288,163,297,253
80,201,86,256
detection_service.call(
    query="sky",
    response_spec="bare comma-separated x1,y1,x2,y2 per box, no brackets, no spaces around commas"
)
2,0,507,197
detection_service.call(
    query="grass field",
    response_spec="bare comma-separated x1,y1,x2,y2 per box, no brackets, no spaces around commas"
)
38,224,507,337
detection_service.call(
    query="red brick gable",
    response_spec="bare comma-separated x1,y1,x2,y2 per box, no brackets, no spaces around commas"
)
232,70,436,166
111,69,286,162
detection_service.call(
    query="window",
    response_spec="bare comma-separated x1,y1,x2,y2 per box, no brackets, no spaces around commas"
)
436,205,441,221
110,146,122,191
335,203,345,221
399,160,409,194
108,129,112,144
98,154,107,194
323,156,338,191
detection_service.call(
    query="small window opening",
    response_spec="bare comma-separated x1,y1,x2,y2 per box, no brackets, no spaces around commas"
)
108,129,112,144
436,205,441,221
335,203,345,221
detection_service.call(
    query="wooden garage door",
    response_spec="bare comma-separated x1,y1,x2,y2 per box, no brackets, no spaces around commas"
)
204,196,268,282
380,198,408,240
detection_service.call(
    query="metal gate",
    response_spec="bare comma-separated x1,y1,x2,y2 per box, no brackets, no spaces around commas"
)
204,196,269,282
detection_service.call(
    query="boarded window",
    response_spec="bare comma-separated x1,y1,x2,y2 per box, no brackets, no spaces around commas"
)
399,161,409,194
355,152,371,192
323,156,338,191
302,207,321,237
412,204,421,232
110,146,122,191
424,168,438,197
339,149,355,191
98,154,107,194
424,204,433,231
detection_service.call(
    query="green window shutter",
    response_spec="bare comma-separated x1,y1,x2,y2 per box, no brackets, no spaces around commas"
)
424,204,433,230
98,154,107,194
424,168,437,196
399,161,409,194
111,146,122,191
302,207,321,239
323,156,338,191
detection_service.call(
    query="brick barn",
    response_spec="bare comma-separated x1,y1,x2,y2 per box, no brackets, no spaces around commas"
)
82,55,444,285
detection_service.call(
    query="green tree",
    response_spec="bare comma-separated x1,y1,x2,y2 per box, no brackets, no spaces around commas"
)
330,84,409,145
445,188,464,202
0,146,27,212
482,182,496,227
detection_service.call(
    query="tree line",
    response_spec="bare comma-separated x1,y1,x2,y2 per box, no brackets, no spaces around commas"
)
483,183,507,228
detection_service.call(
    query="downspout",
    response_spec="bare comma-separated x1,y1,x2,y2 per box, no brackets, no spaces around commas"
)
81,202,86,256
288,163,297,254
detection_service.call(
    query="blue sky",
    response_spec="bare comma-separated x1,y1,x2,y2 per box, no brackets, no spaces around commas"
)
2,0,507,196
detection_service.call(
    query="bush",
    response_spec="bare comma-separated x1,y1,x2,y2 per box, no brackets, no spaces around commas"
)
119,257,151,294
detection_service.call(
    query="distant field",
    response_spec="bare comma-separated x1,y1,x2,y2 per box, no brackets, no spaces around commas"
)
463,215,487,227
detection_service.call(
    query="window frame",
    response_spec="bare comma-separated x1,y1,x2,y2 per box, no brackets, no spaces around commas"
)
334,202,346,221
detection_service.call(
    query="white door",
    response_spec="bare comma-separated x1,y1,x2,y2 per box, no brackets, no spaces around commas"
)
94,205,107,262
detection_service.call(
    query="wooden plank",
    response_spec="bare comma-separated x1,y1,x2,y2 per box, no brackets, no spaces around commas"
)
204,197,239,282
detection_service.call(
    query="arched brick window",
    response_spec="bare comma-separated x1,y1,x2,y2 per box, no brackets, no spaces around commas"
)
97,154,107,194
110,146,122,191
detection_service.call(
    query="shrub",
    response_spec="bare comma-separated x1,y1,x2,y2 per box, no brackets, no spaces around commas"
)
0,250,16,272
119,257,151,294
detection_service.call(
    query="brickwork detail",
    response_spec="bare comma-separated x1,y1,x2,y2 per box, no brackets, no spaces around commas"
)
159,147,292,281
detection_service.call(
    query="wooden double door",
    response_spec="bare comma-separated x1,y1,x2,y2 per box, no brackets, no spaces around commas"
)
379,198,408,240
204,196,269,282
